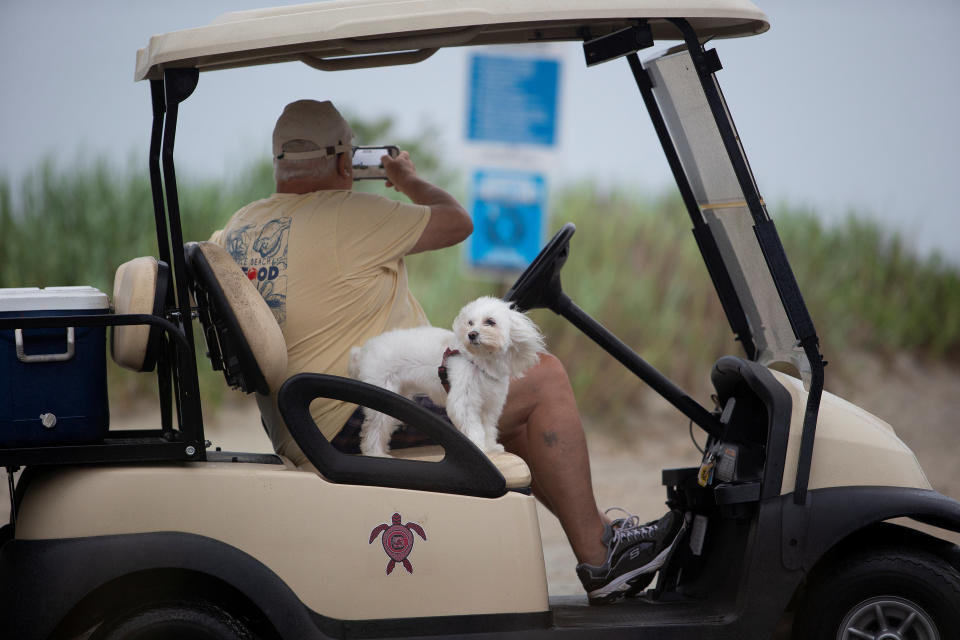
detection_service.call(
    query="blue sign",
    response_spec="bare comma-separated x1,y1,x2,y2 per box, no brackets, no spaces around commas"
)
467,54,560,147
468,169,546,271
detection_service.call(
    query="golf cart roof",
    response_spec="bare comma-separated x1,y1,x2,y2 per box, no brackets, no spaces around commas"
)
135,0,768,81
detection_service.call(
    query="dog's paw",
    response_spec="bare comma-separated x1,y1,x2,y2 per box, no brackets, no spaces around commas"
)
484,443,505,454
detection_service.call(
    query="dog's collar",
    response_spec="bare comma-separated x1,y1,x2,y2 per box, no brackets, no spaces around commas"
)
438,347,460,393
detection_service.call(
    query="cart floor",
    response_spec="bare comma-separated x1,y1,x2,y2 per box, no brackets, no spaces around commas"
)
550,594,728,629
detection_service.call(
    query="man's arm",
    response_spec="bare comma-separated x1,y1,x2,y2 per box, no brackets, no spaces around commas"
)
382,151,472,254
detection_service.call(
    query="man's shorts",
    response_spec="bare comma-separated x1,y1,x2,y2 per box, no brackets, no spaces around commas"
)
330,396,450,454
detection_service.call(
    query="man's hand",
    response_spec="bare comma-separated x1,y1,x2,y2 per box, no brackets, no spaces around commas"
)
382,150,417,193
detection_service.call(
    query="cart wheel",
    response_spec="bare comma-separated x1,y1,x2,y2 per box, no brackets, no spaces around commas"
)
92,600,257,640
792,547,960,640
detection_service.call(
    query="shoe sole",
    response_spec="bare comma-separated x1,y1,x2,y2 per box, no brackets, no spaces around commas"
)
587,532,680,605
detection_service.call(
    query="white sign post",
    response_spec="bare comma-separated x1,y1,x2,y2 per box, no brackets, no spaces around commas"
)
464,48,562,274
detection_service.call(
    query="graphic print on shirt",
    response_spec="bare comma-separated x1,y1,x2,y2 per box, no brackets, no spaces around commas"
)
224,218,291,324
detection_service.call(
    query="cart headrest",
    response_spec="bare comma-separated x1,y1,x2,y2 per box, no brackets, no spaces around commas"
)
185,241,288,395
112,256,169,372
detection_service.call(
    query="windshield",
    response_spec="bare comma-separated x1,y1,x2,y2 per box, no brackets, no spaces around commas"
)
644,47,810,379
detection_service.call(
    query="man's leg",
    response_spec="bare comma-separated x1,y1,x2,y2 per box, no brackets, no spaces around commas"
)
497,353,608,567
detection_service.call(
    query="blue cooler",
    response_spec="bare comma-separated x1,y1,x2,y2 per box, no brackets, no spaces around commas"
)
0,286,110,446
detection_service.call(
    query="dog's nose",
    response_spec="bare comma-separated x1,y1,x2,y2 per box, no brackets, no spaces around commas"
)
468,331,479,342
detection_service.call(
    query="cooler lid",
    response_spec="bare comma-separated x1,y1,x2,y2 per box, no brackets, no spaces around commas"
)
0,286,110,312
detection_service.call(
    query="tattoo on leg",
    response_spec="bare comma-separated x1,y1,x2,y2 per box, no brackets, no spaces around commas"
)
542,431,559,447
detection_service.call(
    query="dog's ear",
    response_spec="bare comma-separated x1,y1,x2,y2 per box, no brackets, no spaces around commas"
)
451,304,470,337
506,306,546,377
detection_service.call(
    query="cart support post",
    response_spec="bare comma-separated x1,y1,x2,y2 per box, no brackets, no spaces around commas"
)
158,67,205,458
148,79,171,268
148,83,176,432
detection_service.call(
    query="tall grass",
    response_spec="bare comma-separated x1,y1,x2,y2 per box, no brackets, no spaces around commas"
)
777,210,960,359
3,157,958,421
407,184,960,420
0,157,275,294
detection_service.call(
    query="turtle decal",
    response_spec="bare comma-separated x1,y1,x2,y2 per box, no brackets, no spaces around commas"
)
369,512,427,575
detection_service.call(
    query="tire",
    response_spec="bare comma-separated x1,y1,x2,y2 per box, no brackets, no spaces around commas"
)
793,547,960,640
92,600,258,640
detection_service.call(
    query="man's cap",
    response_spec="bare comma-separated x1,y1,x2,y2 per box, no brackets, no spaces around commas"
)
272,99,354,161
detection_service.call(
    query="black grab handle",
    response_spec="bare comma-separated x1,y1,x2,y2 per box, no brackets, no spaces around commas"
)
277,373,507,498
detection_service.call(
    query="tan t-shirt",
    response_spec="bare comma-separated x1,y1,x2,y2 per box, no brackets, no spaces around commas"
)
214,189,430,465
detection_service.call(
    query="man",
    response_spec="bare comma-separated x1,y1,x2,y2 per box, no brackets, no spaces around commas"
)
215,99,680,604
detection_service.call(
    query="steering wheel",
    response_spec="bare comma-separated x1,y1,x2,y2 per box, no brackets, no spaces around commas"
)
503,223,575,312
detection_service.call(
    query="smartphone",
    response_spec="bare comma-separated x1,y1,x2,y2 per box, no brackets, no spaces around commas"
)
352,146,399,180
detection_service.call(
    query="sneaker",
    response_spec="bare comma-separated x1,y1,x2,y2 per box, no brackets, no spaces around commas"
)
576,508,683,605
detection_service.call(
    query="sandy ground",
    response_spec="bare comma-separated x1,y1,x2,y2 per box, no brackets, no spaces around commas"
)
3,352,958,599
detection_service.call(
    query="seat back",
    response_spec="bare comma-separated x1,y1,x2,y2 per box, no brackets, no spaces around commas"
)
111,256,170,372
185,241,287,395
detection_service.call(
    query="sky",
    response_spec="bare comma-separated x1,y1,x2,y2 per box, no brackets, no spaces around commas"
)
2,0,958,263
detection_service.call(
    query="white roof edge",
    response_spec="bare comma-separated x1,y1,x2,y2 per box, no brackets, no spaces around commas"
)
135,0,768,81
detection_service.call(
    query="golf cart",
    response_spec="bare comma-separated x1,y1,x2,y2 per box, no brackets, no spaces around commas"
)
2,1,960,638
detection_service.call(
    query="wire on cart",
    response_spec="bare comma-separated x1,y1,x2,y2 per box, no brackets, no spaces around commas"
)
5,466,16,528
689,419,705,455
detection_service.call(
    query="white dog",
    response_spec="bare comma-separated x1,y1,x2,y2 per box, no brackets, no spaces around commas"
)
349,296,545,457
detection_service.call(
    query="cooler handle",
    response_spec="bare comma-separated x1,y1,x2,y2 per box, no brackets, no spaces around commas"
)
15,327,75,363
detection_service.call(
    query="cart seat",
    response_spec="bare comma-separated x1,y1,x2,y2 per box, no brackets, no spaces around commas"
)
111,256,169,372
187,241,530,491
185,241,287,395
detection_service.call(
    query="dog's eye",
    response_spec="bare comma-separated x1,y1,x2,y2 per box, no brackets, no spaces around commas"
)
467,320,474,327
484,318,496,327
